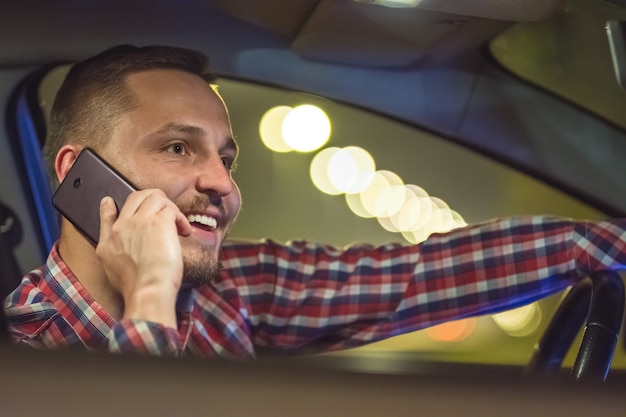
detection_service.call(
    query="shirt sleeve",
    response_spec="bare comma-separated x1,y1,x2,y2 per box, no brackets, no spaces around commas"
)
108,319,181,356
218,215,626,353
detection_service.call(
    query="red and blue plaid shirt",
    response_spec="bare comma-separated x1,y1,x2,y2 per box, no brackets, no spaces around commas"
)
4,216,626,358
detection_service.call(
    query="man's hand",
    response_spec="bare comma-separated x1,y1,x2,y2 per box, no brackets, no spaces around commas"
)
96,189,192,329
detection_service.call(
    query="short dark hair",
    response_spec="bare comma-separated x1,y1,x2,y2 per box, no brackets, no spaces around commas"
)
43,44,217,188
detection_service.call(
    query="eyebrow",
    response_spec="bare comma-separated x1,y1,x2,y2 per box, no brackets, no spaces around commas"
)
154,123,204,137
154,123,239,154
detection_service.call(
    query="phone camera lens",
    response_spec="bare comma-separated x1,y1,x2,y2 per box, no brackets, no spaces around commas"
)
73,178,82,188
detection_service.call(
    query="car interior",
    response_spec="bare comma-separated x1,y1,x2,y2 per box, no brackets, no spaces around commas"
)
1,0,626,414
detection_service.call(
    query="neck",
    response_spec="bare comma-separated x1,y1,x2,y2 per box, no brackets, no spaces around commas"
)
57,223,124,320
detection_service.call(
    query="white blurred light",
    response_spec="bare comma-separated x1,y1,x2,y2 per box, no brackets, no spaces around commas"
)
395,188,468,244
329,146,376,194
406,185,433,230
402,227,429,244
378,184,407,219
282,104,331,153
388,185,429,232
377,215,401,233
425,203,444,234
299,124,466,243
451,210,468,228
310,147,343,195
359,170,405,218
345,192,374,218
492,303,543,337
327,148,356,193
359,171,391,217
259,106,294,153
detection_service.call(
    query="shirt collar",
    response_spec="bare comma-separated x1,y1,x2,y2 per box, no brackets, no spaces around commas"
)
44,243,196,350
41,243,117,349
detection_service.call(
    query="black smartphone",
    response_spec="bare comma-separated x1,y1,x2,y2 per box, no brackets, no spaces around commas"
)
52,148,137,245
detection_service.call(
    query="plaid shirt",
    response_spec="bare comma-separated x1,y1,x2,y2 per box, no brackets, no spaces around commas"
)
4,216,626,358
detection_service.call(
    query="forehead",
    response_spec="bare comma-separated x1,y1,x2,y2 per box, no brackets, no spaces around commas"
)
101,69,237,157
125,69,227,112
120,69,233,135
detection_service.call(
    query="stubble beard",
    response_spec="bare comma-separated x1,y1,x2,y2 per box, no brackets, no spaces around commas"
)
182,244,222,287
176,196,235,287
176,195,228,287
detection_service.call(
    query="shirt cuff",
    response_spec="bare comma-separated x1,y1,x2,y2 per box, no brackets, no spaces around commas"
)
108,319,181,356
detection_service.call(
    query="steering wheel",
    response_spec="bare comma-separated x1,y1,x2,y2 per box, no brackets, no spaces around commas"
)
525,271,625,381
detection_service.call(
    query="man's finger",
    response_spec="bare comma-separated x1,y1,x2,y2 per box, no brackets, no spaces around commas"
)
98,196,118,243
175,211,193,237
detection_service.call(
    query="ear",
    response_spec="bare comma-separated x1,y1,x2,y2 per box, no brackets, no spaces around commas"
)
55,144,82,183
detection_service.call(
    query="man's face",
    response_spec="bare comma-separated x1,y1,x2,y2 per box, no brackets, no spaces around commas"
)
100,69,241,285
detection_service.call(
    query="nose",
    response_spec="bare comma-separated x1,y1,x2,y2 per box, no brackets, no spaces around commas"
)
195,155,234,204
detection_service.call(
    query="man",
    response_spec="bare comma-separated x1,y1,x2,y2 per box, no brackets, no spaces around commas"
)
4,45,626,358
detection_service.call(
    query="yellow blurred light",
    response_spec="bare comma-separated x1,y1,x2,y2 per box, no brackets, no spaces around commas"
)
379,185,407,218
310,147,343,195
327,148,356,193
405,185,433,230
387,185,431,233
429,197,460,233
398,186,435,244
305,139,465,244
426,318,477,342
430,196,449,211
439,210,455,232
425,204,444,234
359,171,390,217
492,303,543,337
282,104,331,153
377,215,401,233
345,192,375,218
259,106,294,153
328,146,375,194
388,189,420,232
402,227,429,244
361,170,405,218
451,210,468,228
345,146,376,193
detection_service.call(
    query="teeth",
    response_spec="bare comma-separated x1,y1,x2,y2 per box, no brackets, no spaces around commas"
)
187,214,217,229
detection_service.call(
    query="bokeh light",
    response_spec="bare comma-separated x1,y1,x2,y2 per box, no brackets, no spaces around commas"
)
265,102,467,245
345,192,375,218
492,303,543,337
282,104,331,152
328,146,376,194
390,184,432,232
426,318,477,342
359,170,405,218
259,105,293,153
310,147,343,195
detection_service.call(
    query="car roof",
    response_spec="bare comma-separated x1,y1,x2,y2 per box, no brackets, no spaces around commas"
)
1,0,625,215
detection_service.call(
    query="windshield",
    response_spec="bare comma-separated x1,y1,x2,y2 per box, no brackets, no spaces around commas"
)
33,64,615,369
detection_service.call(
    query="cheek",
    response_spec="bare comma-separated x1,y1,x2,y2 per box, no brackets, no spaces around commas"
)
229,182,242,214
131,169,187,198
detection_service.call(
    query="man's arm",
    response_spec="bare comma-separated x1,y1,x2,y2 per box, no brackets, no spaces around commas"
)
218,216,625,353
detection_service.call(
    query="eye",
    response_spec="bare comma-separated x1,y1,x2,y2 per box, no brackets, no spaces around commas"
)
221,156,237,171
168,143,187,155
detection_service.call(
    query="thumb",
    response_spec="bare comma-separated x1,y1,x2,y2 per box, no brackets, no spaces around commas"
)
98,196,118,243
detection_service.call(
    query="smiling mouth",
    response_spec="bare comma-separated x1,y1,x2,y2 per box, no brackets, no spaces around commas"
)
187,214,217,231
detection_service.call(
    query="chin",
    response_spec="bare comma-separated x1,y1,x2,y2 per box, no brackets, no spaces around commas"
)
182,246,221,287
